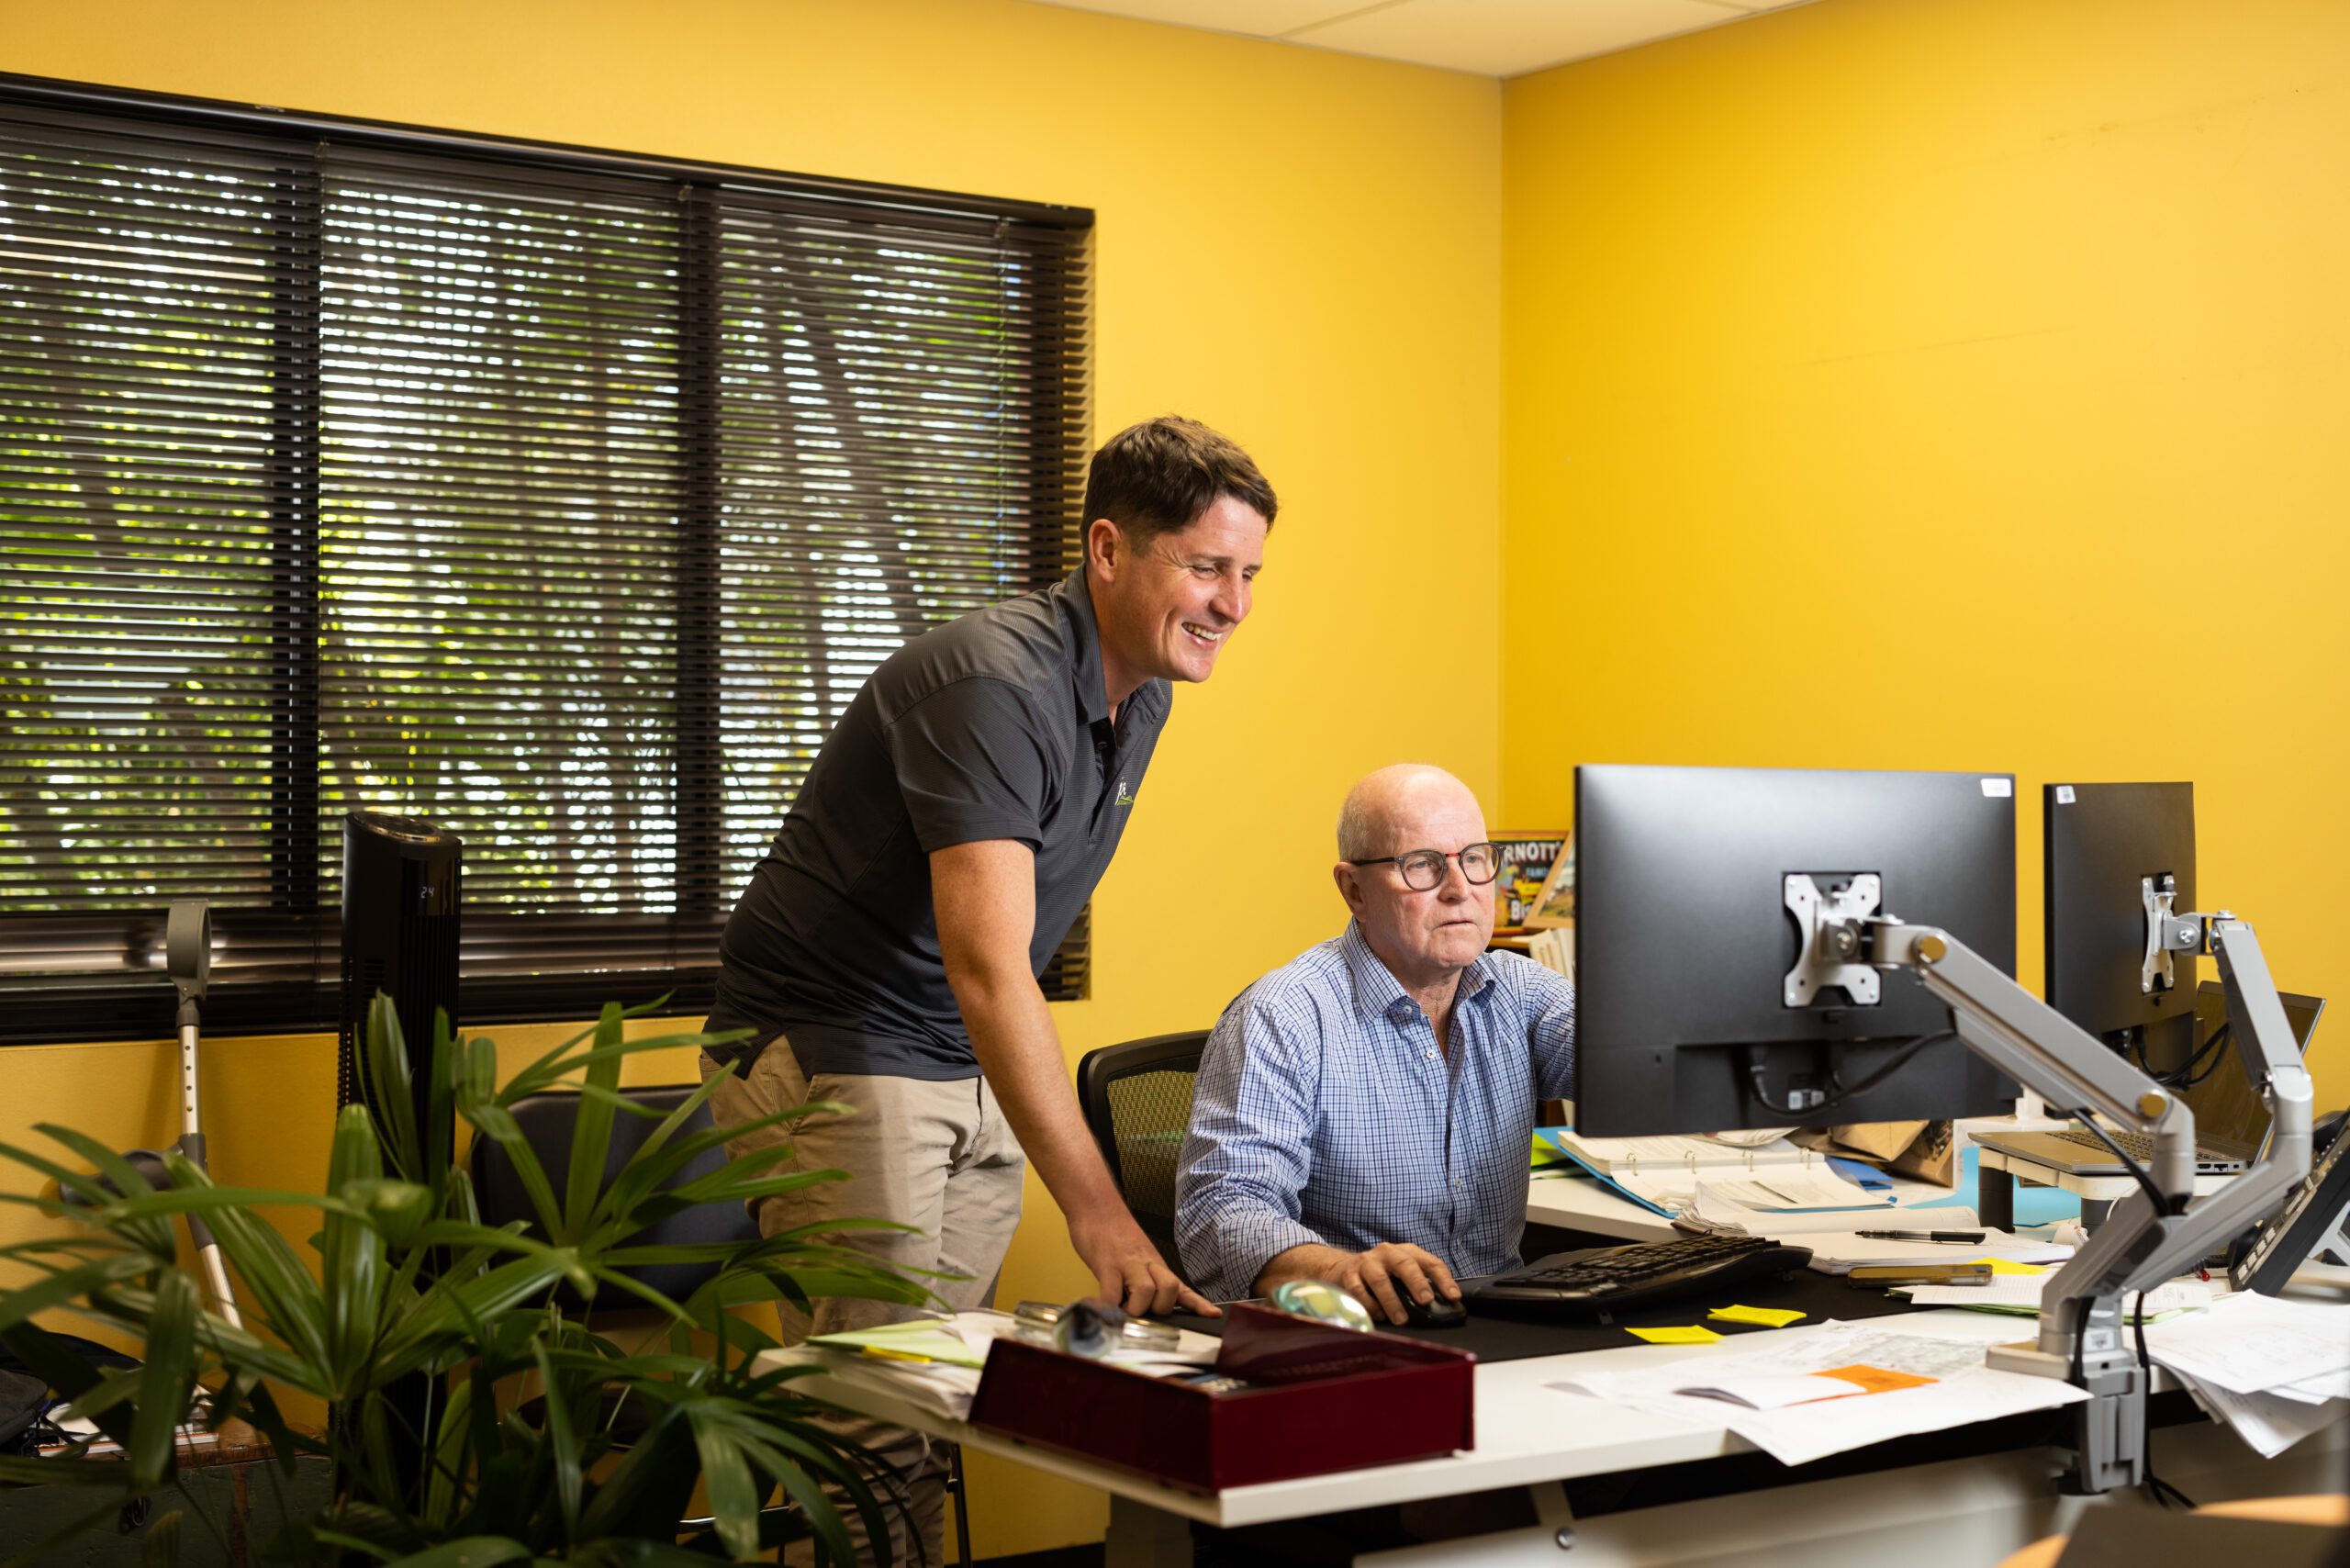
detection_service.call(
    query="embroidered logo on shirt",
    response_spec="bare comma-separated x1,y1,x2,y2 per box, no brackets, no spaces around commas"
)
1115,776,1138,808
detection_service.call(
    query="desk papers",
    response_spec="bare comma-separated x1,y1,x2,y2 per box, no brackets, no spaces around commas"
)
1702,1167,1897,1214
2136,1291,2350,1455
1549,1322,2089,1466
1692,1191,1957,1236
1898,1274,2214,1316
1793,1226,2073,1274
798,1309,1220,1422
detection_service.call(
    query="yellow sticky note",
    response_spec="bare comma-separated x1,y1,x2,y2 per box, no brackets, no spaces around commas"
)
1708,1305,1807,1328
1964,1257,2048,1276
1628,1325,1725,1345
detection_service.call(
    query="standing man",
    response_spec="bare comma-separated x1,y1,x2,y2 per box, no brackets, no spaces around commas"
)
702,416,1275,1562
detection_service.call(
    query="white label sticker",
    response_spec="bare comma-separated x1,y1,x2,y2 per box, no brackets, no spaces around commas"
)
1980,778,2013,798
2055,785,2076,804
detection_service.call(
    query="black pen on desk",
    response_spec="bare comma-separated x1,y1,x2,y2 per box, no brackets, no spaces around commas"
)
1852,1228,1987,1244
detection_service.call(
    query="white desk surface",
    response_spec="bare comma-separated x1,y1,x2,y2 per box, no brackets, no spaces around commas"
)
764,1308,2061,1530
766,1265,2350,1534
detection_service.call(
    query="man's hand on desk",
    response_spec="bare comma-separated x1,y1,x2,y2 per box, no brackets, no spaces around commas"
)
1069,1205,1219,1318
1255,1241,1460,1327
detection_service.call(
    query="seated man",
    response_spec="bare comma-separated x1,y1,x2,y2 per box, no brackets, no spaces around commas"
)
1176,763,1576,1324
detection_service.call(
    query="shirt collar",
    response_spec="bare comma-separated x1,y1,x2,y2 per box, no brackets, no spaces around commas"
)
1058,565,1113,727
1063,564,1167,733
1338,921,1500,1025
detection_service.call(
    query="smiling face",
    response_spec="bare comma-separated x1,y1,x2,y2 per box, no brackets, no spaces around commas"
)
1088,493,1269,705
1334,767,1496,993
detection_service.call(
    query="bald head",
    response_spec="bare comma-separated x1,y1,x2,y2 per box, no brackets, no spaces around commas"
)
1333,763,1496,991
1336,764,1480,861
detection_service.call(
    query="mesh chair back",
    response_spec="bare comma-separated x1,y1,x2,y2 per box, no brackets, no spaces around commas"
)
1076,1031,1209,1262
469,1084,757,1312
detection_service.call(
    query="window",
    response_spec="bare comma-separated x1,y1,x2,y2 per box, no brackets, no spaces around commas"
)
0,76,1091,1044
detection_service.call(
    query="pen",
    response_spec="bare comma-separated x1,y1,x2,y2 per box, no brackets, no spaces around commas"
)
1851,1273,1993,1288
1853,1229,1986,1243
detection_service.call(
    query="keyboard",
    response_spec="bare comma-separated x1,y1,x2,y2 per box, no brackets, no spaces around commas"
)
1467,1234,1814,1317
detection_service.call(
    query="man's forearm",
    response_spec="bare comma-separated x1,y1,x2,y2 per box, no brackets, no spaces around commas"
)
1251,1241,1351,1297
953,962,1126,1223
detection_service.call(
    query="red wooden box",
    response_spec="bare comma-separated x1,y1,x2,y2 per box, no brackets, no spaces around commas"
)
966,1304,1475,1494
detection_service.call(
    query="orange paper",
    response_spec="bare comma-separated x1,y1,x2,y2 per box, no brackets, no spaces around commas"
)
1811,1363,1936,1396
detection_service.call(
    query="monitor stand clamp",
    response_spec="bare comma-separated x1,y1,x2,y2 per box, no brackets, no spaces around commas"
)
1787,903,2317,1495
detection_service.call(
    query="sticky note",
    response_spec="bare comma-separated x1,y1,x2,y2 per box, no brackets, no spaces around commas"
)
1812,1363,1935,1395
1628,1325,1724,1345
1964,1257,2048,1276
1708,1305,1807,1328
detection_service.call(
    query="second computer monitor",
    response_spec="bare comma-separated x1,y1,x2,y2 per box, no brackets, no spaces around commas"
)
1574,765,2020,1137
2043,780,2196,1061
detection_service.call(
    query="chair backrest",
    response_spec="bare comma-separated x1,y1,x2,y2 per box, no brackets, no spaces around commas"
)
1075,1031,1209,1262
468,1084,758,1311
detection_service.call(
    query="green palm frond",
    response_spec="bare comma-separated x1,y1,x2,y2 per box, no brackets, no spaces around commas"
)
0,991,918,1565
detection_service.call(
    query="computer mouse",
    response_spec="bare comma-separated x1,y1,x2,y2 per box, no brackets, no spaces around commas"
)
1398,1293,1467,1329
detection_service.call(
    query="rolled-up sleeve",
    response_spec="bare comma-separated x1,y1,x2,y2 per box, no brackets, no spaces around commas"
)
1174,993,1327,1302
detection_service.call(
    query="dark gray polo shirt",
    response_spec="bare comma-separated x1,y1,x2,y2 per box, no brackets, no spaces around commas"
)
707,566,1170,1079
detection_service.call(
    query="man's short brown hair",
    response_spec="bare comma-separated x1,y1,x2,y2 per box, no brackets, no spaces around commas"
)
1080,416,1278,549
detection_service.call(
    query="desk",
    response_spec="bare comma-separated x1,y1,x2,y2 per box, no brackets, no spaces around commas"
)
761,1293,2350,1568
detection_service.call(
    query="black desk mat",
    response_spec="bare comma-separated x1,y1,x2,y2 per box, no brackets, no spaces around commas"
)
1181,1268,1932,1364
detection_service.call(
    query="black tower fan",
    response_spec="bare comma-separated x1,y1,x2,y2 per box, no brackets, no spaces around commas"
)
338,810,461,1168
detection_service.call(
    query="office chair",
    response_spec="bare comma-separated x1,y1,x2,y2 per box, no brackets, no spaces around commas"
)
1075,1031,1211,1265
468,1088,976,1568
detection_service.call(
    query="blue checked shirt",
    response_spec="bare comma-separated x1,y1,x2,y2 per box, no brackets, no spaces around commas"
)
1175,923,1577,1302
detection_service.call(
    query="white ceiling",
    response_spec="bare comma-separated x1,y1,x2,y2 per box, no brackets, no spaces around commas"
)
1018,0,1816,78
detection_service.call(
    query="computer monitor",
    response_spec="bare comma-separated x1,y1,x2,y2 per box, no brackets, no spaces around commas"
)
2043,781,2195,1066
1574,765,2020,1137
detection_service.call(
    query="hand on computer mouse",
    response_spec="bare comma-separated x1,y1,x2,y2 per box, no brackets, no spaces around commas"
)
1399,1293,1468,1328
1347,1241,1461,1327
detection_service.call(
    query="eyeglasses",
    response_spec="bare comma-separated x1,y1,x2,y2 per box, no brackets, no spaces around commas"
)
1346,842,1501,891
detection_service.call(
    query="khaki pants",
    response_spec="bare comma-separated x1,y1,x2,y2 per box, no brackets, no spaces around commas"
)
702,1035,1024,1567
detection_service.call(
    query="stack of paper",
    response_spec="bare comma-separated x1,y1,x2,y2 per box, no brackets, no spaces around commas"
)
1686,1187,1941,1236
2142,1292,2350,1458
798,1310,1221,1421
1546,1130,1886,1219
1549,1322,2088,1465
1794,1226,2073,1274
1899,1272,2215,1317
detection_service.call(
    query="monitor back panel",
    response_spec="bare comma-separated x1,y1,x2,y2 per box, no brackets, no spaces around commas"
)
1575,765,2019,1137
2044,781,2195,1045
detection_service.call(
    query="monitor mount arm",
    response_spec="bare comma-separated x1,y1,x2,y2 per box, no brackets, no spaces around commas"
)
1787,884,2312,1494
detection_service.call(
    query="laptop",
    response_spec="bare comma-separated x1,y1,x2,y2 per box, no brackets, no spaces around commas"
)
1976,981,2324,1176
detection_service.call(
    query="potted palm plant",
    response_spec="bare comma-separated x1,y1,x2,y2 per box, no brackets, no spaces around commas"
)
0,996,933,1565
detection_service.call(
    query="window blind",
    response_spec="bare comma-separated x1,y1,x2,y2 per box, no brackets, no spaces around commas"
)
0,77,1091,1044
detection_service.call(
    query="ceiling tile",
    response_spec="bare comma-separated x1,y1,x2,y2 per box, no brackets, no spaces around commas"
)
1019,0,1364,38
1289,0,1762,76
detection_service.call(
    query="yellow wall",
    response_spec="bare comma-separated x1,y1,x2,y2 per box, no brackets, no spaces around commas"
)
2,0,1500,1554
1500,0,2350,1101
